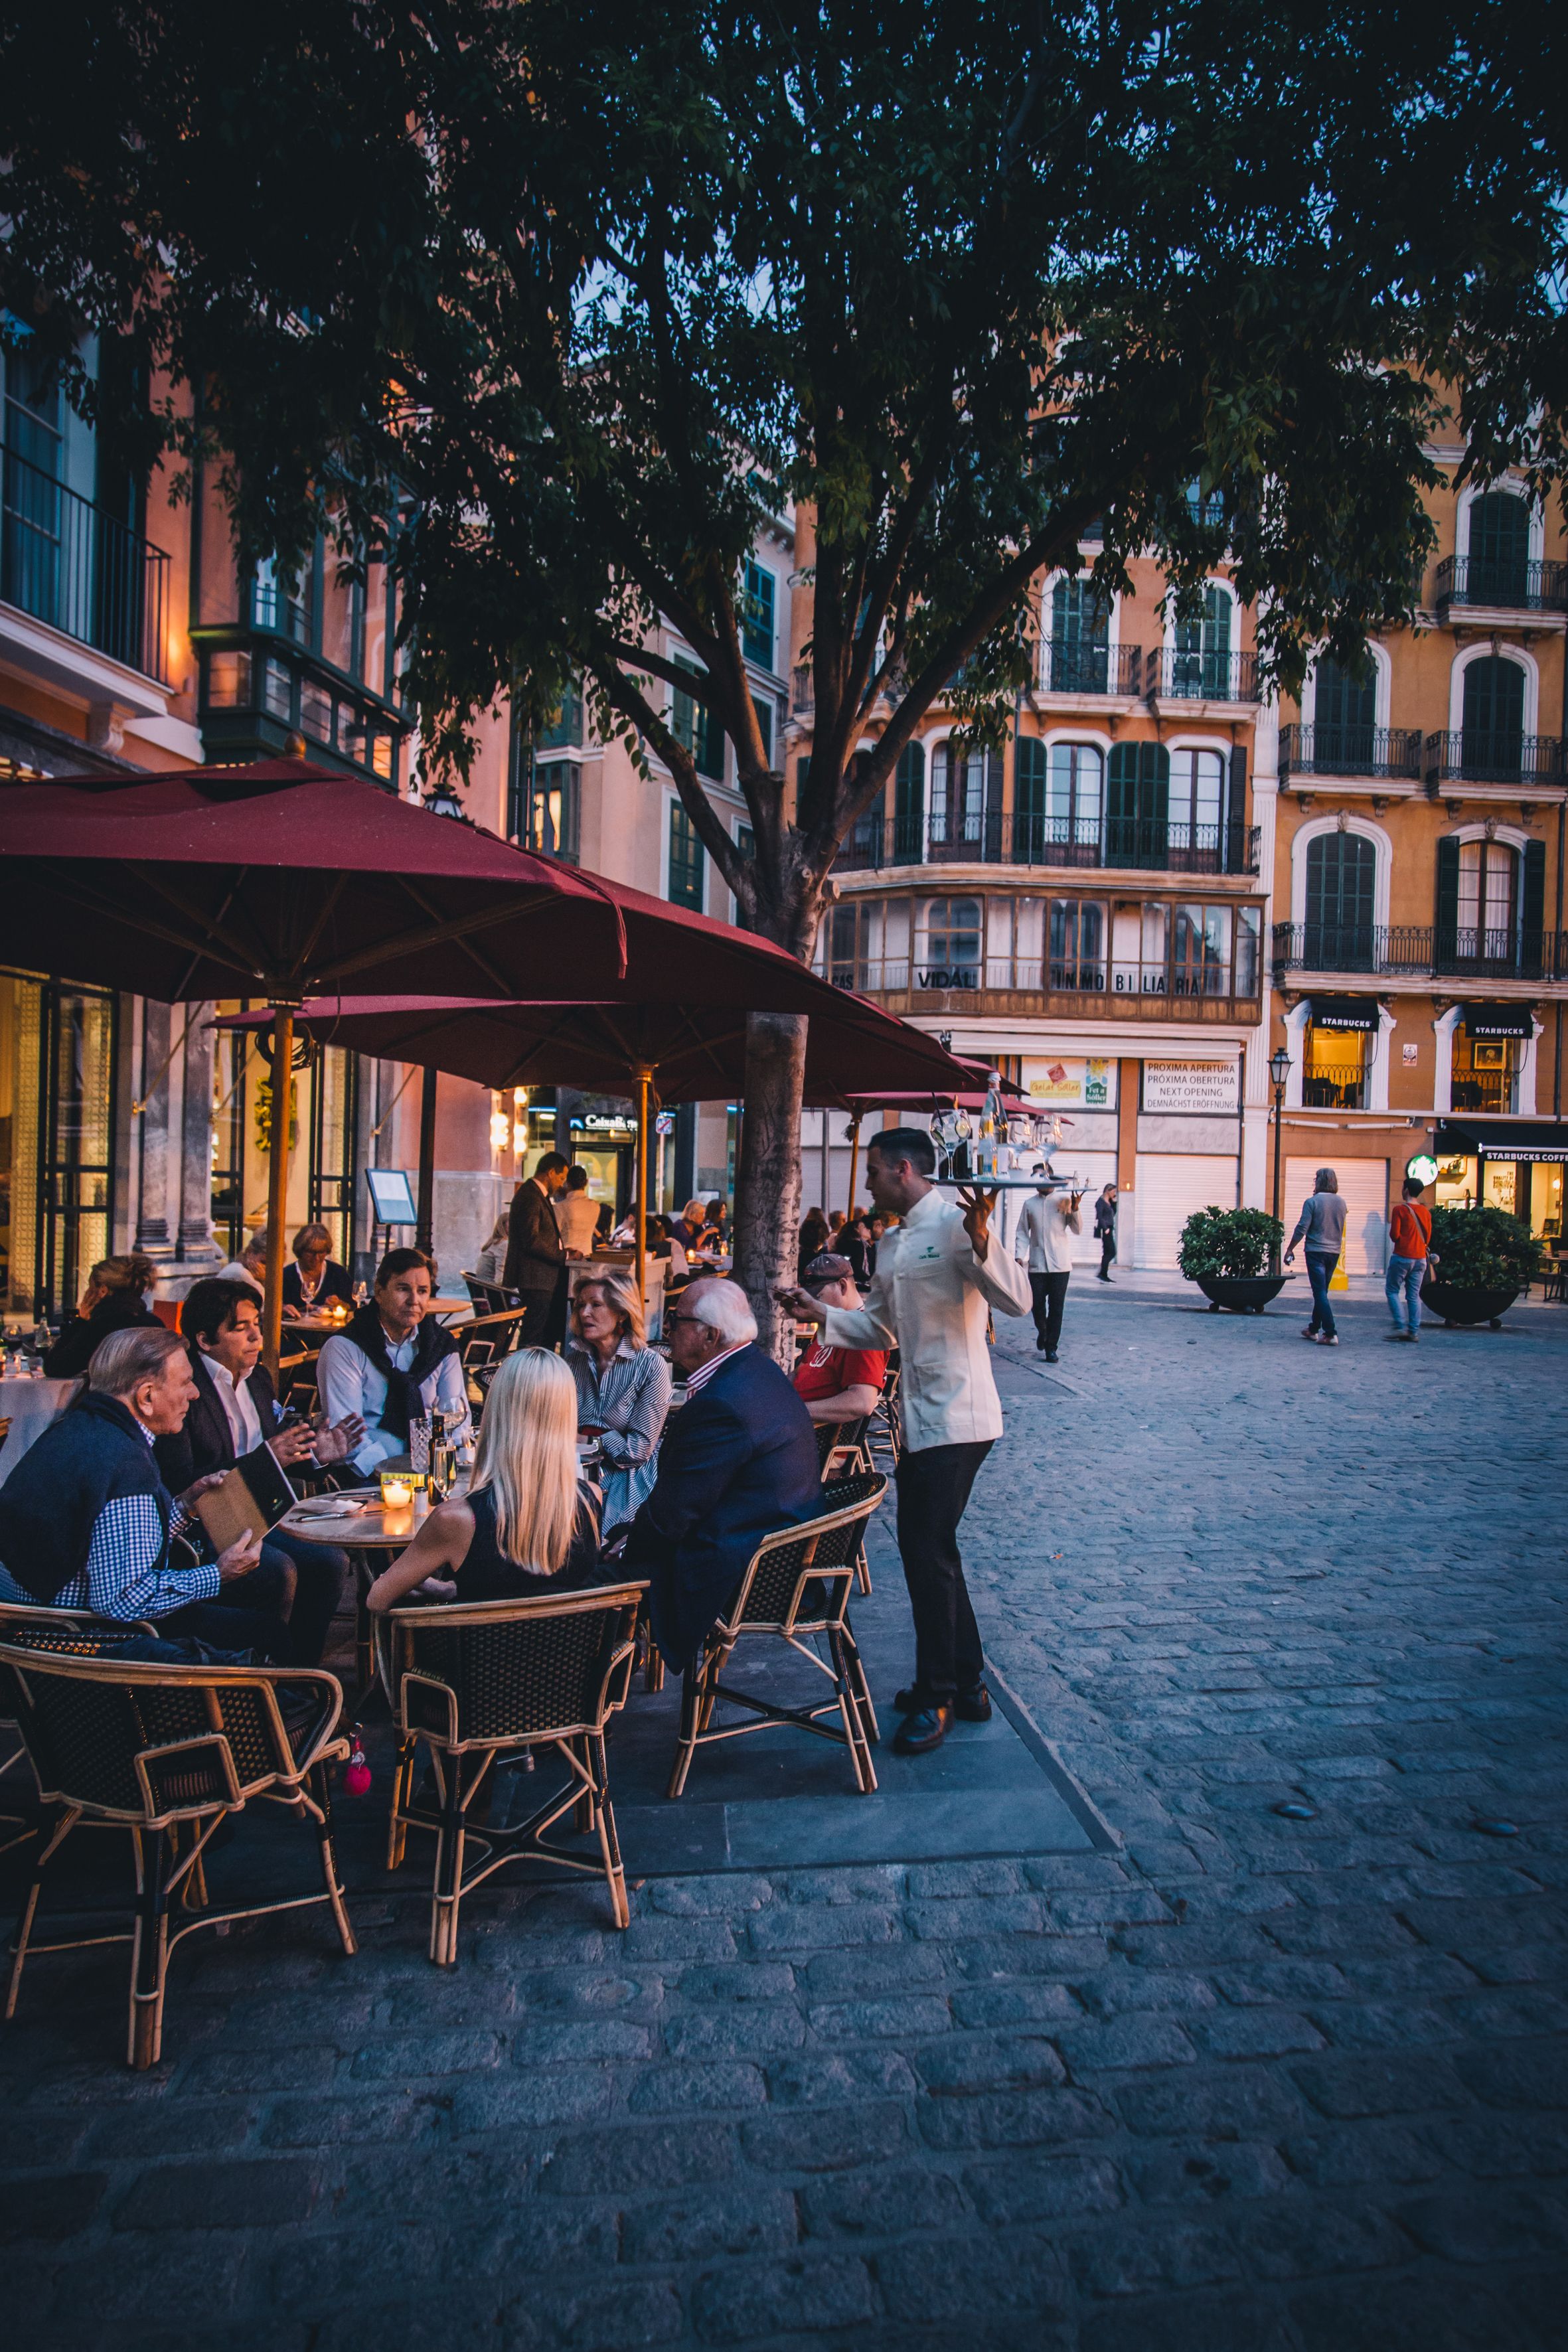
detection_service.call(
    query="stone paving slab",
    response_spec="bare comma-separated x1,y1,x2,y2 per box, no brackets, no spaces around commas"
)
1,1275,1565,2347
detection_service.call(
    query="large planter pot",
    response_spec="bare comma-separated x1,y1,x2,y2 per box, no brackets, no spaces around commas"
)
1192,1273,1289,1314
1419,1274,1522,1330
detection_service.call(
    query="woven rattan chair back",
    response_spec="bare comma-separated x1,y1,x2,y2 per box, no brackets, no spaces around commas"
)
0,1642,354,2067
731,1474,883,1632
391,1590,639,1747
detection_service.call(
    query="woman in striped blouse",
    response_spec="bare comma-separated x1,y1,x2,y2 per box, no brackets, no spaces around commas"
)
566,1271,672,1533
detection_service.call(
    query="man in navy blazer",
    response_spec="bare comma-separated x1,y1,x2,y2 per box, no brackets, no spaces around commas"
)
623,1279,821,1666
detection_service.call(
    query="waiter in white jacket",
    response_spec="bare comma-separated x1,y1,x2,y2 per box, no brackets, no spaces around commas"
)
1014,1168,1082,1362
779,1125,1031,1755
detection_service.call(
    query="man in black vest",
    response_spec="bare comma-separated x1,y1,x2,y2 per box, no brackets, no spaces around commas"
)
155,1279,361,1666
0,1326,297,1656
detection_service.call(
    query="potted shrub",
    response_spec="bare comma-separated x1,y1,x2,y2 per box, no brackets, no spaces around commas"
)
1177,1206,1289,1312
1421,1204,1539,1328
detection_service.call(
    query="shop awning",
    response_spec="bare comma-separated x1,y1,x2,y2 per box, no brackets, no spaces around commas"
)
1460,1002,1536,1039
1308,994,1380,1032
1435,1119,1568,1163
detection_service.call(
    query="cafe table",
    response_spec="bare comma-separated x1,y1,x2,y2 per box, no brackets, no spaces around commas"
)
0,1374,83,1487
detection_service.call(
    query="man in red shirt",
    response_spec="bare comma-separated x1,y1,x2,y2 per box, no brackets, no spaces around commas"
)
1385,1174,1434,1342
793,1253,888,1423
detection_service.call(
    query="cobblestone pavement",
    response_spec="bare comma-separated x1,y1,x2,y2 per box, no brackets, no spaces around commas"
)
4,1277,1566,2349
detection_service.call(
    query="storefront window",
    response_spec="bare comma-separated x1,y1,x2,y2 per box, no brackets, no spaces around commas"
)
1450,1026,1518,1115
0,975,118,1316
1304,1020,1367,1109
915,897,981,989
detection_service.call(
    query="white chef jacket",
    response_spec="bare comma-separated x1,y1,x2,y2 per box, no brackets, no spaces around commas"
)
821,1187,1031,1451
1013,1189,1081,1275
317,1325,471,1476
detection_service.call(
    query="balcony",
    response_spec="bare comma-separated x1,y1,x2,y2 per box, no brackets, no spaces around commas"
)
1279,724,1425,783
1424,732,1567,790
1152,648,1258,703
1,443,171,684
1272,921,1568,982
1435,556,1568,617
1040,641,1144,696
837,810,1259,876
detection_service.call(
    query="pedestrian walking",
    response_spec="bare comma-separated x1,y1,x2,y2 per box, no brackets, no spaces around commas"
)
1093,1183,1118,1281
1285,1167,1349,1344
777,1127,1031,1756
1014,1169,1082,1362
1385,1174,1433,1342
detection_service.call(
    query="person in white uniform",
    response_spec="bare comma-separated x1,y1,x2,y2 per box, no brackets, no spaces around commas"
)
1014,1169,1083,1362
778,1125,1031,1755
317,1249,470,1480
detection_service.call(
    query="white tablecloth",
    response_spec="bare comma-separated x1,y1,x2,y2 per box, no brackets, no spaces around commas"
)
0,1376,82,1486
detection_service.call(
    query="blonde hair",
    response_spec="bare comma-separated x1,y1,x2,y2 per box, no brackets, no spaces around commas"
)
572,1270,646,1349
91,1252,157,1298
469,1348,581,1573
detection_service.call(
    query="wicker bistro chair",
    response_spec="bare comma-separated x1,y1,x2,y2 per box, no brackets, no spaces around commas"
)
667,1474,887,1802
813,1417,875,1595
866,1358,902,1471
458,1308,530,1415
0,1632,355,2067
378,1581,644,1964
0,1603,161,1858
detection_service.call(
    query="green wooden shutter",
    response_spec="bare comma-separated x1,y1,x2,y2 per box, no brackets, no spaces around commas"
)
1522,838,1546,975
1435,834,1460,969
1227,746,1247,869
893,742,924,863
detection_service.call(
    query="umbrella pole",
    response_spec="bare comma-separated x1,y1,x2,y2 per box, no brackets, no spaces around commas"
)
416,1065,438,1257
846,1114,862,1221
633,1065,653,1319
262,1002,297,1378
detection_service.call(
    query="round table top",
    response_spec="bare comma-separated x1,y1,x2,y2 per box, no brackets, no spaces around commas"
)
277,1474,473,1549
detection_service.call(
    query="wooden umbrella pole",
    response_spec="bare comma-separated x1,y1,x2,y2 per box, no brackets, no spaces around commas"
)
262,1002,297,1377
845,1113,862,1221
633,1065,653,1318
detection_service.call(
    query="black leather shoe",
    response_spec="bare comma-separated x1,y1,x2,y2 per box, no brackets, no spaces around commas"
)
892,1704,952,1754
895,1683,990,1722
1046,1350,1059,1364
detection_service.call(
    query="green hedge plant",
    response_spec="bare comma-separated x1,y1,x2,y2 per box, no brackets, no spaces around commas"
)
1428,1204,1539,1293
1176,1206,1285,1281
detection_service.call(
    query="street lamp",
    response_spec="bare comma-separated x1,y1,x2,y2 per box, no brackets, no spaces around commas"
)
1268,1044,1292,1273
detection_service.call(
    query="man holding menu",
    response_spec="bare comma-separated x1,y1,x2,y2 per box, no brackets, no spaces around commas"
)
778,1125,1031,1755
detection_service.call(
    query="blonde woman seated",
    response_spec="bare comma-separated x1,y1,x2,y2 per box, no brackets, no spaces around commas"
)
567,1272,671,1533
367,1350,603,1612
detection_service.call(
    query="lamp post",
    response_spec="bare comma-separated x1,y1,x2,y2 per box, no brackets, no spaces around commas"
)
1268,1044,1292,1273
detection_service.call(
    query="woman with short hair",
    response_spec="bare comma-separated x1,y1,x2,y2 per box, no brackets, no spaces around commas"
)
568,1272,672,1531
1285,1166,1349,1346
366,1349,603,1609
281,1221,354,1317
42,1253,161,1379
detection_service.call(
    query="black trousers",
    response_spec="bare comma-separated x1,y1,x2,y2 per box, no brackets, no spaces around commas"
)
894,1438,992,1703
515,1275,567,1350
1029,1269,1070,1353
1097,1233,1116,1278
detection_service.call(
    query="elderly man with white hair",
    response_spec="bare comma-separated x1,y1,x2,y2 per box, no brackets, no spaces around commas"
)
619,1277,821,1666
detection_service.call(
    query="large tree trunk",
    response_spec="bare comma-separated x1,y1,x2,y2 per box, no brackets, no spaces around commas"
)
734,1008,807,1362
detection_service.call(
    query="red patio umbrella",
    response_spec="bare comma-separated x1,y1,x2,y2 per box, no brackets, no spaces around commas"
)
218,988,984,1306
0,761,859,1356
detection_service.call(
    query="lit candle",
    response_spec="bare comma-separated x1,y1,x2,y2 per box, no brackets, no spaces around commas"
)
379,1473,414,1510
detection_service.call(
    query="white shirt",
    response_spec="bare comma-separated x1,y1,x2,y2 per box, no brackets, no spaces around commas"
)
557,1192,601,1256
821,1188,1031,1451
1014,1189,1082,1275
213,1362,266,1457
317,1322,471,1475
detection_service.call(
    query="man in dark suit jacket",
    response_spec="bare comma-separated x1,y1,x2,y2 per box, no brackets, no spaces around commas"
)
153,1279,362,1666
503,1150,570,1346
623,1279,821,1666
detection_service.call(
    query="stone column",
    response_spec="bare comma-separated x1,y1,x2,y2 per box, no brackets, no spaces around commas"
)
177,1004,222,1266
134,1000,175,1260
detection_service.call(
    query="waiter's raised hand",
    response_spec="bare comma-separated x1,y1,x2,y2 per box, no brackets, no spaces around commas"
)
774,1284,827,1326
957,1185,1001,1261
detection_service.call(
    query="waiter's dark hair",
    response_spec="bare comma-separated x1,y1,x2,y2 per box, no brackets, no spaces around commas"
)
870,1125,936,1174
180,1278,260,1349
375,1247,431,1287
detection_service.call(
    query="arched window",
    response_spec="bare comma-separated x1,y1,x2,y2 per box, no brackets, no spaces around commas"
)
1437,834,1545,976
1466,491,1530,605
1457,838,1518,961
1016,739,1102,862
1304,832,1377,969
930,741,1000,855
1168,749,1225,858
1046,576,1110,692
1170,586,1232,696
1106,742,1170,868
892,741,924,863
1460,656,1526,782
1312,654,1377,773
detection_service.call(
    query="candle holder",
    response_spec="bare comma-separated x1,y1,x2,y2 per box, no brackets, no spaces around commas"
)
378,1471,414,1510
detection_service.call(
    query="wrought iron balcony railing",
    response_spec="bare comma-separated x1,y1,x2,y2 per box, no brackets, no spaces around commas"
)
1272,921,1568,981
836,809,1260,876
1153,647,1259,702
1279,724,1425,781
1,443,171,684
1424,732,1567,789
1434,555,1568,615
1040,640,1144,696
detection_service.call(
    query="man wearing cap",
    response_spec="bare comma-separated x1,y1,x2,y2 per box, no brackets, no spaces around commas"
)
1014,1165,1082,1363
792,1255,888,1424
